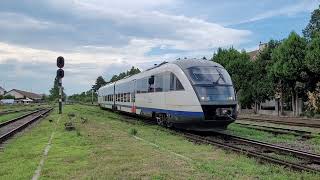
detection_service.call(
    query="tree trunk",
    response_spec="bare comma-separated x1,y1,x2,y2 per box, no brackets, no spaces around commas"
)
292,89,296,116
295,93,299,116
254,101,257,114
236,91,241,113
280,91,284,115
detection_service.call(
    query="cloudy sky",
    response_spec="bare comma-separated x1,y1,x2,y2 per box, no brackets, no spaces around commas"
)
0,0,319,95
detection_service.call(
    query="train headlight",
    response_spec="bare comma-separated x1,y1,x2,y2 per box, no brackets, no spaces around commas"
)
201,96,205,101
228,96,234,100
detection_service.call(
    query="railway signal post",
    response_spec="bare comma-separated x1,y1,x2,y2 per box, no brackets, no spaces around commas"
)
56,56,65,114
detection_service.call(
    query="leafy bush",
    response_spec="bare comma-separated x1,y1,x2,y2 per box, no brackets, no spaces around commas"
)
307,82,320,114
129,128,138,136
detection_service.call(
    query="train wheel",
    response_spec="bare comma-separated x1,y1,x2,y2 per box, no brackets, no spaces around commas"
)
156,117,163,126
166,121,173,128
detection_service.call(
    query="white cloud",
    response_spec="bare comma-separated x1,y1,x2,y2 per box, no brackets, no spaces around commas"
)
0,0,253,94
0,12,72,31
238,0,320,24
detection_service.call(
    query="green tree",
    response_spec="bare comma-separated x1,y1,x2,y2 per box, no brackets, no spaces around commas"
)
305,34,320,103
3,94,15,99
49,78,59,101
108,66,141,83
305,35,320,76
270,32,307,116
49,78,66,101
303,5,320,39
251,40,281,112
212,48,254,108
92,76,107,91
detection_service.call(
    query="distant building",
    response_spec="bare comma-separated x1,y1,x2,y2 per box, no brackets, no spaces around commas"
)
0,99,14,105
248,42,267,61
5,89,43,104
0,86,6,96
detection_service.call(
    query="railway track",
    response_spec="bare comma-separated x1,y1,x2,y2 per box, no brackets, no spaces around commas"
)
116,114,320,173
182,131,320,173
0,108,52,144
79,107,320,173
0,107,43,116
238,117,320,128
234,122,317,138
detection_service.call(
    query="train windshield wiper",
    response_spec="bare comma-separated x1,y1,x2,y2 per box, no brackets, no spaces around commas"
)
213,69,226,85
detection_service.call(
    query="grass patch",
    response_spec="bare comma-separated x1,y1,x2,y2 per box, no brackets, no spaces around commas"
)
0,105,319,179
129,128,138,136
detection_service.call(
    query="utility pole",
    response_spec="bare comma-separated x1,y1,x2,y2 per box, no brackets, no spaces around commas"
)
91,88,94,104
56,56,65,114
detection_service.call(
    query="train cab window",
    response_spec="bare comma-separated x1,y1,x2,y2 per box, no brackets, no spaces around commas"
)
176,79,184,90
169,73,184,91
155,74,163,92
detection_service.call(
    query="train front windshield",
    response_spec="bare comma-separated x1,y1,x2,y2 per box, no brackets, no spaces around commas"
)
187,66,236,102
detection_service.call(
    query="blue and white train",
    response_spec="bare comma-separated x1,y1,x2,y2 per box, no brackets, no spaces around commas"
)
98,59,237,130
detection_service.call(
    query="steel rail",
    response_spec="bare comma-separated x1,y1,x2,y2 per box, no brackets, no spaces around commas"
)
0,109,44,128
0,108,52,143
238,117,320,128
209,130,320,164
234,122,315,138
90,107,320,173
181,132,320,173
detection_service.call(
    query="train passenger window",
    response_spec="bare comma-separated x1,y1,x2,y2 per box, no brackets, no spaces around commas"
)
132,93,135,102
155,74,163,92
148,75,155,92
163,73,170,92
137,78,148,93
127,93,130,102
120,93,123,102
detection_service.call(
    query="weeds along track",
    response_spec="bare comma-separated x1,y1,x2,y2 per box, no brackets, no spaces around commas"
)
0,108,52,144
238,117,320,128
234,122,317,139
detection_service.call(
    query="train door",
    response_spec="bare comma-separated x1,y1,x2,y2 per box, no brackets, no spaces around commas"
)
131,79,137,113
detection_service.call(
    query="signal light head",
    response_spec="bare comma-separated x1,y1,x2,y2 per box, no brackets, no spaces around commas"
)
57,69,64,79
57,56,64,68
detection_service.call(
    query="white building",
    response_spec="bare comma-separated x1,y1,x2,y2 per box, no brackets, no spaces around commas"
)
5,89,42,103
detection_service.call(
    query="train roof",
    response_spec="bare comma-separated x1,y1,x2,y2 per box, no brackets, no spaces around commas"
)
172,59,223,69
98,59,224,91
